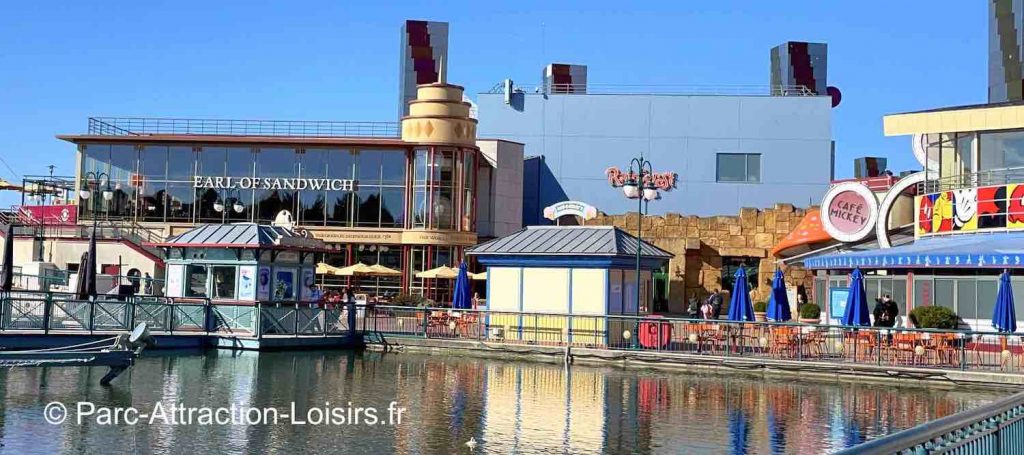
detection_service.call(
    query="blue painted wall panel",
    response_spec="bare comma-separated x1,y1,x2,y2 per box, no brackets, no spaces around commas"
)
477,92,833,219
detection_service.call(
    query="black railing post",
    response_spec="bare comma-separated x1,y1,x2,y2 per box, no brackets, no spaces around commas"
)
42,292,51,334
293,303,299,338
422,308,429,338
876,330,882,366
88,298,95,334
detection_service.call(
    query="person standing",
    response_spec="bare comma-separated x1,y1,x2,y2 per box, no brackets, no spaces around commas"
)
710,289,724,320
143,272,154,295
873,294,899,328
686,292,701,319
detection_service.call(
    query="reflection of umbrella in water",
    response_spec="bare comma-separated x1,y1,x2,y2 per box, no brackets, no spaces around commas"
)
768,404,786,455
729,408,750,455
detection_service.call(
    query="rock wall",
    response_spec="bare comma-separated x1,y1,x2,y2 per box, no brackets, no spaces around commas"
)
589,204,816,313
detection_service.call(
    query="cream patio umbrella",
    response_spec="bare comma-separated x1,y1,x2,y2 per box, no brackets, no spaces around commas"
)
368,264,402,277
333,263,376,276
470,272,487,281
415,265,459,279
316,262,342,275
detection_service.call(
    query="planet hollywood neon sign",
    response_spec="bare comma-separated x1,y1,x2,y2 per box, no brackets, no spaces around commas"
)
604,167,677,191
193,176,358,191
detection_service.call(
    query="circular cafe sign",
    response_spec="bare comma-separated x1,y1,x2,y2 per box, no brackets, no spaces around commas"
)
821,181,879,242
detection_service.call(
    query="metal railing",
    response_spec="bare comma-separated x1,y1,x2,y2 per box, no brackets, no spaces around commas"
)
919,166,1024,193
485,82,819,97
837,390,1024,454
0,291,361,338
365,305,1024,373
87,117,401,138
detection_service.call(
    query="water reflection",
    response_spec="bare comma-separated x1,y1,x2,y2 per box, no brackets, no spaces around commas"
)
0,351,1002,454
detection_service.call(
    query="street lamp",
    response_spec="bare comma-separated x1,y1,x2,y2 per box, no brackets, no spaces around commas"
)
79,172,113,228
622,157,660,347
213,188,245,220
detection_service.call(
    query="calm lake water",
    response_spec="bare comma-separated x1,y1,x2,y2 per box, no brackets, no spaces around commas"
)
0,350,1004,454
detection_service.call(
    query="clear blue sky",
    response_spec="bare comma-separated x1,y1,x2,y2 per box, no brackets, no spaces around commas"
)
0,1,987,206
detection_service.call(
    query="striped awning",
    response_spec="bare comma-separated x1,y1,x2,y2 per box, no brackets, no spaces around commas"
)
804,232,1024,270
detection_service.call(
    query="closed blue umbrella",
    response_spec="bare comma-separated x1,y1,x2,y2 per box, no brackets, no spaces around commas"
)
766,269,791,322
993,270,1017,333
0,223,13,292
841,268,871,326
451,261,472,310
75,228,98,300
727,266,755,322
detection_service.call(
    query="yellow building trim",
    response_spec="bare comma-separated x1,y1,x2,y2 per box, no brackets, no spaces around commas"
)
883,104,1024,136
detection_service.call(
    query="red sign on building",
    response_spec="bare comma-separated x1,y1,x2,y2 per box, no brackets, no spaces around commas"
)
17,205,78,225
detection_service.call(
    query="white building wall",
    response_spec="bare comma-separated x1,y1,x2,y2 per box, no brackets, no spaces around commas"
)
476,139,524,236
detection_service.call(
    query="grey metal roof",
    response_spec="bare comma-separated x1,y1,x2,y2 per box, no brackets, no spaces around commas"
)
155,223,326,250
467,226,673,259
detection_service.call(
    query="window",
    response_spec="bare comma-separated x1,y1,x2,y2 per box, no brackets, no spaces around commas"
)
185,265,209,298
139,145,168,222
980,130,1024,174
716,153,760,183
211,266,236,300
719,257,758,292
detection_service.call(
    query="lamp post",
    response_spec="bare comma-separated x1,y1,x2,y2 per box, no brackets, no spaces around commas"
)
620,157,660,347
213,188,246,222
78,172,113,231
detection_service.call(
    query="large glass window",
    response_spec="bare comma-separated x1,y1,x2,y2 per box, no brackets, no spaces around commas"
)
934,279,955,312
256,148,299,223
956,279,978,321
433,150,455,229
166,146,196,222
185,265,209,298
108,145,137,219
139,145,168,222
212,266,237,300
716,153,760,183
299,149,329,226
977,278,998,324
413,149,429,228
80,144,111,219
326,150,354,226
980,130,1024,177
462,151,476,231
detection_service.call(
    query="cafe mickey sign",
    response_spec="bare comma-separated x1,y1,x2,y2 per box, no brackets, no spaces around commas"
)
193,176,358,191
820,181,879,243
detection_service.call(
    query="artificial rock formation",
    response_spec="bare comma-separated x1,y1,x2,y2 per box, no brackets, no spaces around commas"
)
589,204,816,313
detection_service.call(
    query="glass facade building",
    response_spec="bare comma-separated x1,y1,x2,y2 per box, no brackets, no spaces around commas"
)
64,82,485,300
71,138,479,298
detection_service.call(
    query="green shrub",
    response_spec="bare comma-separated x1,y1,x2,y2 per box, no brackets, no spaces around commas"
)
391,294,426,307
753,301,768,312
909,306,959,329
799,303,821,319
